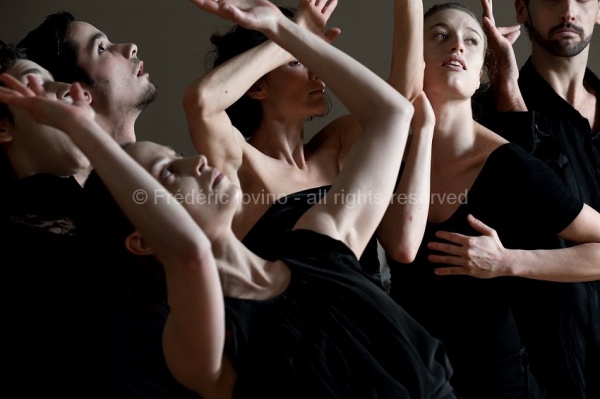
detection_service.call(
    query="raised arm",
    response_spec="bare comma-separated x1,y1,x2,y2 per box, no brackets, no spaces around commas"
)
188,0,413,257
481,0,526,112
0,74,226,392
182,0,340,182
378,92,434,263
387,0,424,101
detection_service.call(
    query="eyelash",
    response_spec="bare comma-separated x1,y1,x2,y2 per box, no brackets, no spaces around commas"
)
98,43,107,53
289,60,303,67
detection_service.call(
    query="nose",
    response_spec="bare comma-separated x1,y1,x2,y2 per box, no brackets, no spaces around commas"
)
450,38,465,54
122,43,138,59
50,81,72,101
560,0,577,23
308,70,319,80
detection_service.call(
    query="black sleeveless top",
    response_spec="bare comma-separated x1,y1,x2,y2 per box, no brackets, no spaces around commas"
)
242,185,382,285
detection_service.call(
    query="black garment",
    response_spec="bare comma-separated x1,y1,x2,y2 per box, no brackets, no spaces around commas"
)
242,185,383,286
0,174,198,398
388,144,583,399
474,59,600,399
226,229,458,399
0,174,108,397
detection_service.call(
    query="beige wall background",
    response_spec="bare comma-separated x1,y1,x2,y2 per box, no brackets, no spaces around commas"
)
1,0,598,155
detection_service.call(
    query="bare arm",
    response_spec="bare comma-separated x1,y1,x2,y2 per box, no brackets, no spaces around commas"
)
189,0,413,258
182,0,340,180
430,207,600,282
376,0,429,262
378,92,434,263
387,0,424,101
481,0,526,112
0,74,227,393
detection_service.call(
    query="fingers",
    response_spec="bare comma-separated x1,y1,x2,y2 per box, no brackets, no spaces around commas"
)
0,73,32,96
481,0,495,25
322,0,338,15
26,75,46,96
70,82,87,103
324,27,341,43
433,266,469,276
433,230,470,245
467,214,496,236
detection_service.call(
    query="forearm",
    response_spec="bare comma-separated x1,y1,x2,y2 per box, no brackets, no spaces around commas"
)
492,79,527,112
379,126,433,262
269,15,411,127
387,0,424,101
183,39,292,115
502,243,600,282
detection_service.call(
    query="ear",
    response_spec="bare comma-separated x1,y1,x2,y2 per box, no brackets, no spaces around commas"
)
124,231,155,256
515,0,528,24
246,80,267,100
0,118,14,144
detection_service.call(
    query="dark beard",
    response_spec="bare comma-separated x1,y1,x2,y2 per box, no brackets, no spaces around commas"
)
136,82,158,111
530,21,592,58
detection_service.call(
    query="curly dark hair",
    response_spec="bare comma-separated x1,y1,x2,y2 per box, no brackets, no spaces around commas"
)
18,11,94,87
204,6,330,138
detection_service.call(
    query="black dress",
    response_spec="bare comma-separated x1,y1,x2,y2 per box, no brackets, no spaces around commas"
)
242,185,383,286
226,229,457,399
388,144,583,399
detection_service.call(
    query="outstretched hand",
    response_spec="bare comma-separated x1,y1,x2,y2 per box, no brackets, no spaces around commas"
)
294,0,341,43
188,0,283,33
0,73,94,134
428,214,509,279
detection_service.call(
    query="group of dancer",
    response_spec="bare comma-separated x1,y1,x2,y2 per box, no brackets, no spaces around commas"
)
1,0,599,398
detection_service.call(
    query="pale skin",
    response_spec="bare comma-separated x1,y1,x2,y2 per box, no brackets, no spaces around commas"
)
66,21,157,143
0,59,91,185
379,1,600,283
370,0,437,264
0,0,414,396
183,0,353,238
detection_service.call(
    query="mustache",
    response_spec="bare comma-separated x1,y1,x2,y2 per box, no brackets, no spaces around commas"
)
549,22,584,37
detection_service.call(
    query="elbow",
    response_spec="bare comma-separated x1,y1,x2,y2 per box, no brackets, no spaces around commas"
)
387,243,419,264
182,84,209,117
382,232,422,264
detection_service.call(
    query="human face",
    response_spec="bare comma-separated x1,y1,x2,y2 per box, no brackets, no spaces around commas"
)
125,142,242,235
423,9,485,100
260,59,327,121
2,60,89,178
68,21,157,114
517,0,600,57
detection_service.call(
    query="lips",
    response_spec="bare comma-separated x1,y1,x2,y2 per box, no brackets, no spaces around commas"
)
136,61,145,77
442,55,465,70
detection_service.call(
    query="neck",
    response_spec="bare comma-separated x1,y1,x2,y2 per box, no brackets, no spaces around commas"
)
531,45,591,107
211,231,275,299
94,111,138,144
429,96,477,165
248,115,308,168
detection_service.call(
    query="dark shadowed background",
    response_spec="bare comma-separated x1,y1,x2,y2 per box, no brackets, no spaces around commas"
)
1,0,598,155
